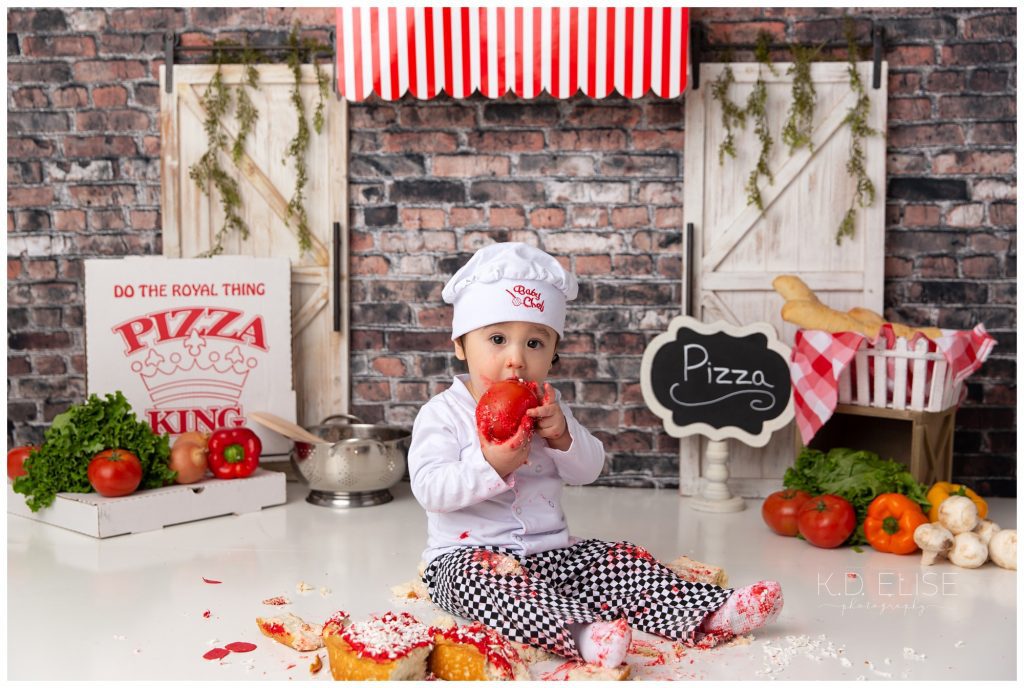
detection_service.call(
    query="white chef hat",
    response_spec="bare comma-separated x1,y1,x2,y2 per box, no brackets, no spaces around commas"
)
442,242,579,340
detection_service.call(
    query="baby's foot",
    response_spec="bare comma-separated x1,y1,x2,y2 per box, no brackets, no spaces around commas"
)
700,580,784,636
570,618,632,668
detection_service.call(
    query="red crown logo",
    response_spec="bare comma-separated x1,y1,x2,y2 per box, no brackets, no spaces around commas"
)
130,330,256,406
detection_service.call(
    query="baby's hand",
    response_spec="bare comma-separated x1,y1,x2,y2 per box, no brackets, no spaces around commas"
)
527,383,571,450
480,421,533,479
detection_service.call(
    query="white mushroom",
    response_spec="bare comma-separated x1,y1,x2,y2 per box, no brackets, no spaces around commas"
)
948,532,988,569
988,529,1016,570
973,519,1001,546
913,523,954,566
937,495,979,535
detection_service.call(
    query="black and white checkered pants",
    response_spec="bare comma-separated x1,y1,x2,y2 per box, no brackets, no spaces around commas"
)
422,539,733,659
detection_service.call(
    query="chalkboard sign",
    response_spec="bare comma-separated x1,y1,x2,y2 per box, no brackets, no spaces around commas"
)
640,316,794,447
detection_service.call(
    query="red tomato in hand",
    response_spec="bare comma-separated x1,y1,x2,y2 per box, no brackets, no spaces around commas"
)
762,489,813,537
7,445,39,479
476,379,541,444
88,449,143,497
797,495,857,548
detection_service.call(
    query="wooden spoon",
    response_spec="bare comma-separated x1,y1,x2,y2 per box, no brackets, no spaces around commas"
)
249,411,329,445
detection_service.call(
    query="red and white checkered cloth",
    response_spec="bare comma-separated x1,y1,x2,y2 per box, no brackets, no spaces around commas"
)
790,324,996,444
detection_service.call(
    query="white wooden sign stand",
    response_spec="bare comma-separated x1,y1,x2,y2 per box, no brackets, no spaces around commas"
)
641,317,795,514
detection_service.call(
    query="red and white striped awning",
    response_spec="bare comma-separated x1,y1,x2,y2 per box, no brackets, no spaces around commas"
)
335,7,689,101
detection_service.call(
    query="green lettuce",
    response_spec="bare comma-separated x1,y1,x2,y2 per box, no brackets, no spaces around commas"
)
12,391,173,511
783,447,931,546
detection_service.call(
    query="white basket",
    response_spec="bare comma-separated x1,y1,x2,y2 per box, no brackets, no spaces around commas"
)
837,337,961,413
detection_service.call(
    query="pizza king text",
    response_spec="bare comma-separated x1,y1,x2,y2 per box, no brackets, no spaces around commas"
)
147,406,247,435
113,307,267,355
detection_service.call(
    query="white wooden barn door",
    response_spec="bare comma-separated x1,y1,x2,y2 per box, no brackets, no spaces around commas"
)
160,64,349,432
681,61,887,496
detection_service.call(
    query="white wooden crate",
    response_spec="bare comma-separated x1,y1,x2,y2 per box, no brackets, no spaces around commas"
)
838,337,960,413
7,468,286,538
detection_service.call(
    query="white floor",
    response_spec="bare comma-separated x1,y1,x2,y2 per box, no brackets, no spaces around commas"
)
6,473,1019,681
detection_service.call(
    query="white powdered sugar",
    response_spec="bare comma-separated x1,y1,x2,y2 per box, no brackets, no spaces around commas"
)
755,634,849,678
341,612,431,660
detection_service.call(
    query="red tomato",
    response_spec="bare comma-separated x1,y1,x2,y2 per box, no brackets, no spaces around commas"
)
761,489,813,537
797,495,857,548
7,445,39,479
475,378,541,444
88,449,143,497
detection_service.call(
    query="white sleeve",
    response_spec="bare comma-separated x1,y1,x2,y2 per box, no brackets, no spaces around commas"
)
549,401,606,486
408,400,512,513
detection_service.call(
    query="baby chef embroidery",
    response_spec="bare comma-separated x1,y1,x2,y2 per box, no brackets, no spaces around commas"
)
505,284,545,312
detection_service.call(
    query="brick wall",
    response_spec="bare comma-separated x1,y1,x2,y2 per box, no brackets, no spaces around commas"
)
7,8,1017,495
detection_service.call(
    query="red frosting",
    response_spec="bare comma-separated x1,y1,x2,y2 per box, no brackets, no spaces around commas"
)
436,622,521,679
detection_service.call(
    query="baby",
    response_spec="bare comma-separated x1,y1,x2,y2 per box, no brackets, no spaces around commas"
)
408,242,783,667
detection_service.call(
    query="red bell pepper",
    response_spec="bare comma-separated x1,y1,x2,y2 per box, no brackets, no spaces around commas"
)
207,427,262,479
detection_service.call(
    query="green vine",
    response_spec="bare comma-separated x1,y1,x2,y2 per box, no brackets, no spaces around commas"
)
781,43,820,154
837,20,880,245
744,32,778,211
283,22,330,254
710,51,747,165
231,43,261,164
188,24,328,257
189,43,246,257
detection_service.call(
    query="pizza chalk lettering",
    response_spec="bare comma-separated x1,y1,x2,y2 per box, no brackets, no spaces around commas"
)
641,316,794,446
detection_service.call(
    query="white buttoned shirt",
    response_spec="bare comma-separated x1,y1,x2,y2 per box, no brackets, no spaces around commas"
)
409,375,606,564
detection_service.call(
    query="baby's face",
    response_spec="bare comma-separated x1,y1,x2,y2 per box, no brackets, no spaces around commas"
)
455,321,558,401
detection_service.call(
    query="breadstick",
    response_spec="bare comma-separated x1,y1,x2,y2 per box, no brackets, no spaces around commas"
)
772,275,819,303
888,322,943,340
782,300,875,336
846,307,883,338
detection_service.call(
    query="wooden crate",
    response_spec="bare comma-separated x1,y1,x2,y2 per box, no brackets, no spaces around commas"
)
839,336,961,412
799,404,955,485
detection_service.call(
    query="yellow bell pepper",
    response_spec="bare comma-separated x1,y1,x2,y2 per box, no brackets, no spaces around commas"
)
927,481,988,522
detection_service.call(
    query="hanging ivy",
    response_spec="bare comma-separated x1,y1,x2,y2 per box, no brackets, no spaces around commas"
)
189,42,247,257
710,49,747,165
283,21,331,254
781,43,820,154
231,42,261,165
837,19,880,245
188,23,328,257
744,32,778,211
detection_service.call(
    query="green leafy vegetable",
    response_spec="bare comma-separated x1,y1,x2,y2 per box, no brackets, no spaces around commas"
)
12,391,173,511
783,447,930,546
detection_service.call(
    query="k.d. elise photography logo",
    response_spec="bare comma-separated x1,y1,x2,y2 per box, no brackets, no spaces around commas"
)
817,567,958,617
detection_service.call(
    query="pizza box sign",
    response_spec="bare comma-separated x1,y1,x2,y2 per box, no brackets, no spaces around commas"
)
640,316,794,448
84,256,296,456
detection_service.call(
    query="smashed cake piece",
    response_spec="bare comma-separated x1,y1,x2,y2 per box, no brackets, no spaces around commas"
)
321,610,352,638
510,641,559,666
430,614,458,631
256,612,324,652
261,595,290,606
541,660,632,681
567,662,632,681
429,622,530,681
471,550,524,576
323,611,433,681
391,578,431,602
665,555,729,587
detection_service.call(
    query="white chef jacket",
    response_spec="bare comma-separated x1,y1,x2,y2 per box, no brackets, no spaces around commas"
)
409,374,606,564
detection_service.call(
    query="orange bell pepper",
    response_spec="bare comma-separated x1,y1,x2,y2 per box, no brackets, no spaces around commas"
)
926,481,988,522
864,493,929,555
